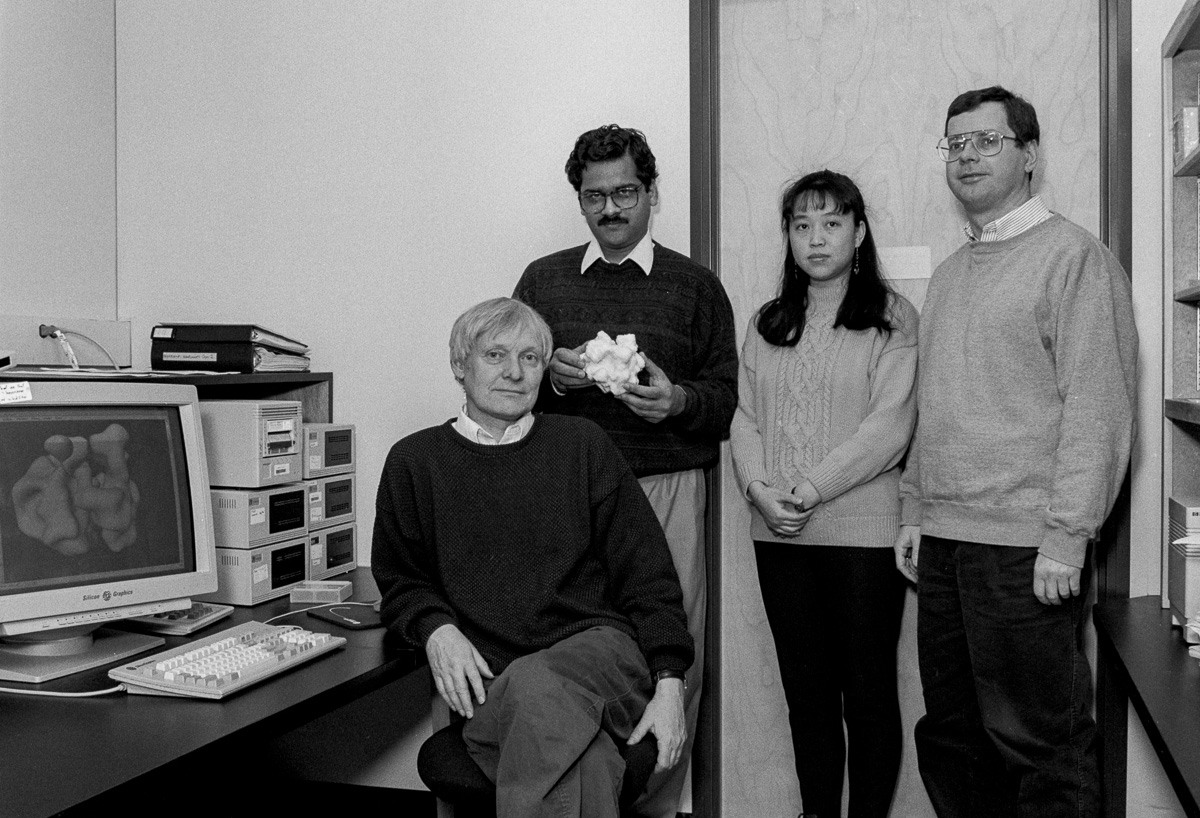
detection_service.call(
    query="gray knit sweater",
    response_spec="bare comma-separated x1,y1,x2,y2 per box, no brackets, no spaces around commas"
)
730,277,919,547
898,214,1138,568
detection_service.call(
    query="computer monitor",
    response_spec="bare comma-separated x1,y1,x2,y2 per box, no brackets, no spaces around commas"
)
0,380,217,683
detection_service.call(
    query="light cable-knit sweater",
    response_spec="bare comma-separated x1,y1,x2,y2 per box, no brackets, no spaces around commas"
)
730,277,919,547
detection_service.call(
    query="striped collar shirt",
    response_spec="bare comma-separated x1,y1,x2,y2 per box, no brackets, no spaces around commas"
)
964,195,1053,242
454,407,535,445
580,229,655,275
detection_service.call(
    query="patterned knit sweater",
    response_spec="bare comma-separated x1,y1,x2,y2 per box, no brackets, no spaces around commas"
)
371,414,693,675
729,277,919,547
514,242,738,476
899,215,1137,568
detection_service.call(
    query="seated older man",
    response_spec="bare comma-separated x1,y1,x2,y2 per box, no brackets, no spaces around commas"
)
371,297,694,818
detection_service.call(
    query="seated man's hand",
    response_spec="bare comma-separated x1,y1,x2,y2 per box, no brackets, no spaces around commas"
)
548,344,591,392
616,357,685,424
627,676,686,772
426,623,494,719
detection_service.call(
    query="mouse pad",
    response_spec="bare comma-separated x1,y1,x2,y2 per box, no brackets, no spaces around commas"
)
308,605,383,630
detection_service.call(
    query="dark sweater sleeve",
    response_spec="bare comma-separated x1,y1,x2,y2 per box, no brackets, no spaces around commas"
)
671,274,738,442
370,441,457,649
588,433,694,675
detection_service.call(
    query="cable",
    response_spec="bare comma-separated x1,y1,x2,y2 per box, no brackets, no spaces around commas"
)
60,329,119,369
0,683,126,697
39,325,79,370
38,324,120,369
264,601,375,626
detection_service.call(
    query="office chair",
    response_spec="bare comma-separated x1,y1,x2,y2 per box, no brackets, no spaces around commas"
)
416,719,658,818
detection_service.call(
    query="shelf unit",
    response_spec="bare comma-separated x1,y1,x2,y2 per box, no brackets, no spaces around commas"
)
1165,0,1200,607
0,371,333,422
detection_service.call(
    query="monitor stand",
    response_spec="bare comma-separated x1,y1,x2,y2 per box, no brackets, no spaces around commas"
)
0,627,164,684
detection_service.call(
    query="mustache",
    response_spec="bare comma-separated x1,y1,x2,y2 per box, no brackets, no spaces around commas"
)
598,215,628,226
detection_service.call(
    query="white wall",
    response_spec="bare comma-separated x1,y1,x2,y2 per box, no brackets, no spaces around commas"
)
0,1,115,317
113,1,692,575
1132,0,1179,601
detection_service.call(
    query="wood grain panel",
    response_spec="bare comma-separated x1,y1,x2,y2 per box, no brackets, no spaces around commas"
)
718,1,1099,814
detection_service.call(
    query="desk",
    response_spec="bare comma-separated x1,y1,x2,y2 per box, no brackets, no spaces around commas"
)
1,568,421,818
1094,595,1200,818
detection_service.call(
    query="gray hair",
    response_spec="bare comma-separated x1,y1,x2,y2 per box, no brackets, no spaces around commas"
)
449,297,553,381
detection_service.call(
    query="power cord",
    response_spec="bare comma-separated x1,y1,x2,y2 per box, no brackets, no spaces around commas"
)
264,601,375,625
39,324,78,369
39,324,120,369
0,682,126,697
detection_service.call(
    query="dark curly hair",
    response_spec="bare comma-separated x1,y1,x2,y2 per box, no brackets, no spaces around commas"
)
756,170,894,347
565,125,658,192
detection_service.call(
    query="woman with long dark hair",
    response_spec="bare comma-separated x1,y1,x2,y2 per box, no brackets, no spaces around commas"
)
730,170,918,818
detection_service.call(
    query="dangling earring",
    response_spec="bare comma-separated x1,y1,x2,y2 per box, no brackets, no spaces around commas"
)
852,247,860,276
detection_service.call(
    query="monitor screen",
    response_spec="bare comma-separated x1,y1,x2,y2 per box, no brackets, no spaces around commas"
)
0,380,217,683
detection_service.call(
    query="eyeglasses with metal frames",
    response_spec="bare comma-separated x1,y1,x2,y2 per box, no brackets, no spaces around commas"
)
578,185,643,214
935,129,1022,162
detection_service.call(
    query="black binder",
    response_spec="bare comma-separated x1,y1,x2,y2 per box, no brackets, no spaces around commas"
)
150,339,310,373
150,323,308,355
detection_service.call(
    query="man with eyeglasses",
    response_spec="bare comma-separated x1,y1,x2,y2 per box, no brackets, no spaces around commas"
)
893,86,1137,817
514,124,736,818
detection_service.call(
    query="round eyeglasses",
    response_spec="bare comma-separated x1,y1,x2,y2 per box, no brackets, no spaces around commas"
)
935,129,1022,162
578,185,642,214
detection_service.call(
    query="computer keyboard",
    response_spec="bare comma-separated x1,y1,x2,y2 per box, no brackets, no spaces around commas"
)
108,620,346,699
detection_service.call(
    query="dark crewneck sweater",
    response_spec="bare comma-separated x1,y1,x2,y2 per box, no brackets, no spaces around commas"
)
371,414,693,675
514,242,737,476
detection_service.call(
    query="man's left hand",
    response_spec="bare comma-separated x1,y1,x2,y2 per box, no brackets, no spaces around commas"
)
1033,553,1081,606
627,677,686,772
616,357,685,423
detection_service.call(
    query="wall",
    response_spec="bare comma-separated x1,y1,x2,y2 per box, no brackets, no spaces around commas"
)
717,1,1100,815
0,1,115,318
113,0,691,577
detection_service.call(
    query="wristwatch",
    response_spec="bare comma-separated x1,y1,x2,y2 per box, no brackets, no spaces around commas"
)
653,669,687,691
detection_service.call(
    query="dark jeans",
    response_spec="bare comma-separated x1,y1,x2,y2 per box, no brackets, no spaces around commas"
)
914,536,1099,818
755,542,906,818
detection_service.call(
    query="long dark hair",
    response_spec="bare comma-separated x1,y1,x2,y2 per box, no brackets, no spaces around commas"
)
756,170,894,347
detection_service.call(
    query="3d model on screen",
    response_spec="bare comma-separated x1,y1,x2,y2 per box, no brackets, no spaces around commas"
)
582,331,645,395
11,423,141,556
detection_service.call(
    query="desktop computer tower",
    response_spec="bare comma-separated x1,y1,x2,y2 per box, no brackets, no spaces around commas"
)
211,485,309,549
306,473,355,531
303,423,356,479
202,537,308,606
1169,494,1200,643
307,522,357,581
201,400,303,487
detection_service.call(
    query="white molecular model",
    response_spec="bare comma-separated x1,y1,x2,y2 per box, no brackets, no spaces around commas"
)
582,331,645,396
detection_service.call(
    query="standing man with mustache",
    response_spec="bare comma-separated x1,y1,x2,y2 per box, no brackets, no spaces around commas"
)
514,124,737,818
893,86,1137,818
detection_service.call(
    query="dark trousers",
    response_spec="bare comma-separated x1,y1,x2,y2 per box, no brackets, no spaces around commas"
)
755,542,906,818
914,536,1099,818
462,626,653,818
